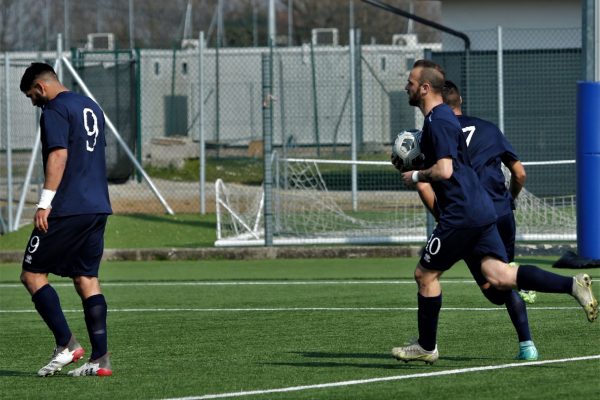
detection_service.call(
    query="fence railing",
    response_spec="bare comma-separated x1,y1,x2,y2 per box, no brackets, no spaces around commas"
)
1,27,581,243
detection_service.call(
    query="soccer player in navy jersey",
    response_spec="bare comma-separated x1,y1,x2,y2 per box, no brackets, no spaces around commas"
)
390,59,597,364
415,79,537,360
20,63,113,377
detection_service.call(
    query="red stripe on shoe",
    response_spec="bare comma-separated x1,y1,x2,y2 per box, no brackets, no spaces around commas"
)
97,368,112,376
72,348,85,362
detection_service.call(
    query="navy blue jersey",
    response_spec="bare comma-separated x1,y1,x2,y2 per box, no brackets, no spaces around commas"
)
458,115,519,217
419,104,496,228
40,91,112,216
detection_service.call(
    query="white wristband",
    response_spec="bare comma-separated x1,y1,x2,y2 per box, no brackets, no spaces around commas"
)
411,170,420,183
36,189,56,209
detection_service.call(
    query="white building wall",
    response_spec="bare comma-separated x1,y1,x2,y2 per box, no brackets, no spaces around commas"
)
441,0,581,50
441,0,580,30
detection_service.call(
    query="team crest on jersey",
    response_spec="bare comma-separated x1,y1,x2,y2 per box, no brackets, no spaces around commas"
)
24,254,33,264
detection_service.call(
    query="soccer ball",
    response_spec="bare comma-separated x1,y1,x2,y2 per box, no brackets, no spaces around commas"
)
392,129,424,171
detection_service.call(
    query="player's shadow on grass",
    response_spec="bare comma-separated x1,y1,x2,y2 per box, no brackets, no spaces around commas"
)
0,370,39,377
266,360,411,370
125,214,214,229
292,351,496,362
263,351,499,369
292,351,390,360
263,352,428,369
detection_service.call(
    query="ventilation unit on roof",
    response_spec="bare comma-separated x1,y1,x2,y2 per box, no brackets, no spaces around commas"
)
392,34,418,47
85,33,115,51
311,28,339,46
181,39,199,50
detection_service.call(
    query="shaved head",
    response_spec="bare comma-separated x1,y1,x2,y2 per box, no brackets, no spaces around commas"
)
412,59,445,94
442,80,462,110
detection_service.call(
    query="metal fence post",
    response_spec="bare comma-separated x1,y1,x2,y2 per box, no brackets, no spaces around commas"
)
309,42,320,156
262,52,274,246
497,25,504,133
135,48,142,183
349,29,358,212
198,31,206,214
215,34,221,158
583,0,598,81
4,53,13,232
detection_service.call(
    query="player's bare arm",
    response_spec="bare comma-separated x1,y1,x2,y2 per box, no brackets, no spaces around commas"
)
416,182,439,221
35,148,67,233
503,158,526,199
401,157,452,187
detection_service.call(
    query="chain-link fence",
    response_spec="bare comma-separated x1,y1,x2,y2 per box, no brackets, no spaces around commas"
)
1,26,582,243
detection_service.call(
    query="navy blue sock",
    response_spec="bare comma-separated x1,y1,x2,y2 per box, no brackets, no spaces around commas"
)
417,293,442,351
31,284,71,347
505,290,531,342
517,264,572,293
83,294,108,360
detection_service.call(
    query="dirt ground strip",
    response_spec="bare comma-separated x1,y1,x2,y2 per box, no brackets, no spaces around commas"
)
0,243,577,264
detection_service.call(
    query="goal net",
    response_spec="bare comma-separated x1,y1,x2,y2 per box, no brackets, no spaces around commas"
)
215,158,576,246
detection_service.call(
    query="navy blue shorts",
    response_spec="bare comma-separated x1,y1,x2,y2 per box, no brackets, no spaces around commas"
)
420,222,508,273
465,213,515,286
22,214,108,278
495,212,516,262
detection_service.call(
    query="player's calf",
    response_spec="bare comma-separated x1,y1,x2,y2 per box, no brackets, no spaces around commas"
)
481,286,510,305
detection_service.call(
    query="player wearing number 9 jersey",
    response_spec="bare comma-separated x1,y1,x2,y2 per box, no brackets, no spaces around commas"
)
39,91,111,216
19,62,113,377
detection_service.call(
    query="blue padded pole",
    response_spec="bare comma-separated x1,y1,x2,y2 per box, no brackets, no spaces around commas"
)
576,82,600,259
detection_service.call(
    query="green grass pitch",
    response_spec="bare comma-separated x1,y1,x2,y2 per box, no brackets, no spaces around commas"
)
0,257,598,399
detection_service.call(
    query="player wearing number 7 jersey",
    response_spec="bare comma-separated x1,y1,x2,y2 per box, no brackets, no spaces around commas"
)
19,63,113,377
420,80,538,360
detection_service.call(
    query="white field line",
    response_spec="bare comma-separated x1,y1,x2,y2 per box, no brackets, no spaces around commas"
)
160,355,600,400
0,280,477,288
0,306,579,314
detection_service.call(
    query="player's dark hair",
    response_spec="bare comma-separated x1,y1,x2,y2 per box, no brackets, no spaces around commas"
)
442,80,462,109
413,59,445,93
20,63,57,92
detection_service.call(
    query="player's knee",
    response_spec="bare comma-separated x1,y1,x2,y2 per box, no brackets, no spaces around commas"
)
72,276,101,298
20,271,49,295
414,264,441,291
19,271,29,287
482,286,511,305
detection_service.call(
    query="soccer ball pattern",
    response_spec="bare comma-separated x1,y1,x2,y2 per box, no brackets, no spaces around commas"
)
392,129,424,171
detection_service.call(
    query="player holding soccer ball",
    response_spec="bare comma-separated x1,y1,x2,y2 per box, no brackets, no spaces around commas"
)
19,63,113,377
412,79,537,360
390,59,598,365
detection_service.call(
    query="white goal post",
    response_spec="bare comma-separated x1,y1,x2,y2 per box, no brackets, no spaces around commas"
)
215,157,576,247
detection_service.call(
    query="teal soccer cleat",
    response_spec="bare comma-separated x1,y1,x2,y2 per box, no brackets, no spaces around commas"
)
516,341,538,361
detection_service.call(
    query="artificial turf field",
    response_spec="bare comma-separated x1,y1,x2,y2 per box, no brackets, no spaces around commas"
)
0,257,598,400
